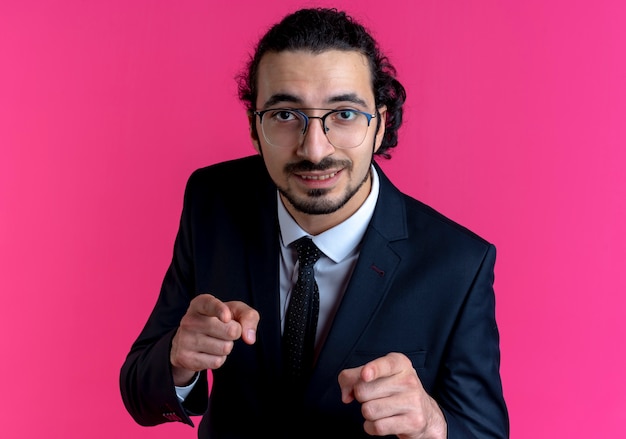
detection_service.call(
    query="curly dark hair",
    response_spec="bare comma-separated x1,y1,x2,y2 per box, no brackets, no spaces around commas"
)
237,7,406,159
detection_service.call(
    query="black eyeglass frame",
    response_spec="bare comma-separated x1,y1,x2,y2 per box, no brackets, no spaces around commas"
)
252,108,377,148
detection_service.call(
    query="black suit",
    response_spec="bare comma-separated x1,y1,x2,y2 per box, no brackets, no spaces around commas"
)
120,155,509,438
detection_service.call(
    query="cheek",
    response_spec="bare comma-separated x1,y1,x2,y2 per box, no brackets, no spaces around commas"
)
259,146,288,174
347,150,372,173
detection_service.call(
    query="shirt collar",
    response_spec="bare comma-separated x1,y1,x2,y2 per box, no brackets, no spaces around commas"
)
278,165,380,263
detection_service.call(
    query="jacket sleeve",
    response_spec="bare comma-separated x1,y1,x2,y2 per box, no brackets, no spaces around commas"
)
438,244,509,438
119,170,210,427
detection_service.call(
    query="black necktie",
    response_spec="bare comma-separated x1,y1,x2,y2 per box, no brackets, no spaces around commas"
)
283,237,322,384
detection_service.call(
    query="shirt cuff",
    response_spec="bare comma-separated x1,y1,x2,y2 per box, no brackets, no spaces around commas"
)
175,372,200,403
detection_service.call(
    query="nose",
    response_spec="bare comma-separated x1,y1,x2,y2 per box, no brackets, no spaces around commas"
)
298,117,335,163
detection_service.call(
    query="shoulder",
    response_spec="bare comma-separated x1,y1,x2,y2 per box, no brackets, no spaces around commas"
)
180,155,275,219
184,155,270,197
405,195,491,248
374,163,494,256
178,155,277,238
188,155,267,185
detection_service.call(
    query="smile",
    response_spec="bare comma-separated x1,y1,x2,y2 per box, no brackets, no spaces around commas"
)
300,171,339,181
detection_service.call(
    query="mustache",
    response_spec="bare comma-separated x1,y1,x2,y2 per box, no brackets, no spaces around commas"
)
285,157,351,173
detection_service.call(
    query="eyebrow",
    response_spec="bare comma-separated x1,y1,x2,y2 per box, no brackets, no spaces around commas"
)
262,93,301,108
261,92,369,109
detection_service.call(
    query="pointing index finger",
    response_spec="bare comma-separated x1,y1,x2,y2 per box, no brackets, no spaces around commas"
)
361,352,406,382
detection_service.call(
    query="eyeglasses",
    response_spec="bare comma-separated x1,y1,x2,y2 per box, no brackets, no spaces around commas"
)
253,108,377,149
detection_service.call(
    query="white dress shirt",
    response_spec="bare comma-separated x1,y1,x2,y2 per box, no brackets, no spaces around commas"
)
277,166,379,357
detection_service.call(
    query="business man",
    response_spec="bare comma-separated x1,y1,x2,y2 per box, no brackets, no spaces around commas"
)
120,7,509,438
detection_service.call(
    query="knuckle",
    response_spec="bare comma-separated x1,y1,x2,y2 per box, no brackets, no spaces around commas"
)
210,355,227,369
360,401,376,419
352,382,367,401
220,340,234,355
224,322,242,340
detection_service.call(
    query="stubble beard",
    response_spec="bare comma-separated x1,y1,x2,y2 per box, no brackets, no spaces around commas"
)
278,158,373,216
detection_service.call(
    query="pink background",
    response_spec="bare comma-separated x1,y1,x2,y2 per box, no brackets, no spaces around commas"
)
1,0,625,437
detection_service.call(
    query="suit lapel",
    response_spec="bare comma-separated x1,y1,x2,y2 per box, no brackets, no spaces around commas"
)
310,163,408,399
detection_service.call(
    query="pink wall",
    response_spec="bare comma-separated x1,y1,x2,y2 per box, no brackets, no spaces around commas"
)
1,1,625,437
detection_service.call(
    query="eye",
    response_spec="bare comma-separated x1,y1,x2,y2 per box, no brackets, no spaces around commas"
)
333,110,358,122
269,110,298,122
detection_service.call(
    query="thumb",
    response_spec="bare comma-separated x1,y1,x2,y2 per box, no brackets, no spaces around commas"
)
228,301,260,345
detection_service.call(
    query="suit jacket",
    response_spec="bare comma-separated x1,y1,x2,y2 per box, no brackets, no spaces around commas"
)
120,155,509,438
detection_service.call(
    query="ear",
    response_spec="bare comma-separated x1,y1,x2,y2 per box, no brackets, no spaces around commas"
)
373,106,387,153
247,111,261,153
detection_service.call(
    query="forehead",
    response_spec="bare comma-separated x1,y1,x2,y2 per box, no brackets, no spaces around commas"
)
255,50,375,109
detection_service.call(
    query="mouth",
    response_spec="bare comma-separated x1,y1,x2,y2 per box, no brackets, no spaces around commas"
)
286,158,350,189
293,168,343,190
299,170,340,181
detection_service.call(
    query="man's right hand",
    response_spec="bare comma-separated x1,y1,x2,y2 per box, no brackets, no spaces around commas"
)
170,293,260,386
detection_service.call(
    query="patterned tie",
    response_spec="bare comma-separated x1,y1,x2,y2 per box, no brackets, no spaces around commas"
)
283,237,323,384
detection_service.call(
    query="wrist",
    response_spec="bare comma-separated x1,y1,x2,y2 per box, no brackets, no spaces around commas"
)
172,365,197,387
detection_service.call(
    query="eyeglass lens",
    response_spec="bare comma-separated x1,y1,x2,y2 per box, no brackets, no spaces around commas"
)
260,110,371,149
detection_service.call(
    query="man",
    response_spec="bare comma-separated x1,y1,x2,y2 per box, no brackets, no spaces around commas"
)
120,7,509,439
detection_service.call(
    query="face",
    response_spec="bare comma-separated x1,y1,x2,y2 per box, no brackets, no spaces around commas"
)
251,49,386,234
